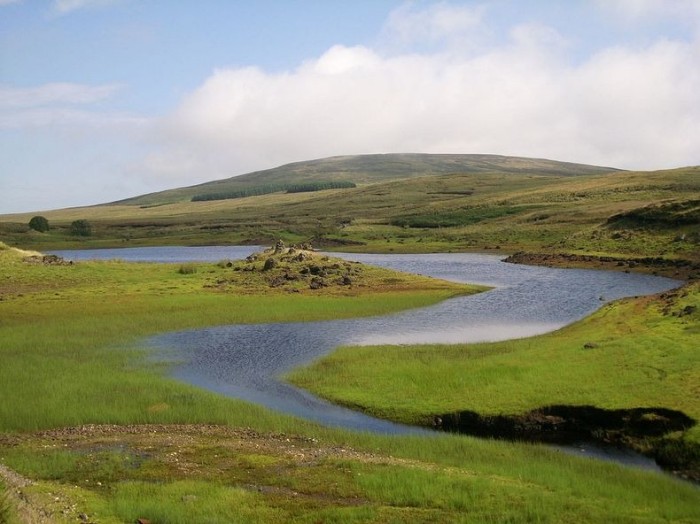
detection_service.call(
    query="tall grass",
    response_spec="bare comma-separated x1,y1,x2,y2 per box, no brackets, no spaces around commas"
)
2,430,698,523
288,283,700,445
0,482,12,524
1,251,699,522
0,249,476,433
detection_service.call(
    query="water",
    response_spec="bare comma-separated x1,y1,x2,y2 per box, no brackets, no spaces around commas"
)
147,252,678,436
54,247,682,470
49,245,262,263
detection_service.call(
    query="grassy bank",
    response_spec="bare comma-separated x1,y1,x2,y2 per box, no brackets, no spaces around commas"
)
288,282,700,474
1,242,698,522
0,242,477,433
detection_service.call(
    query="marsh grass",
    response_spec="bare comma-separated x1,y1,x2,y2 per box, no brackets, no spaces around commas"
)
288,283,700,445
0,483,12,524
177,262,197,274
1,246,699,522
0,245,477,432
2,428,699,523
107,481,285,524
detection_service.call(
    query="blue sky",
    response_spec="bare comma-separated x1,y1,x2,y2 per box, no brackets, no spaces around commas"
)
1,0,699,213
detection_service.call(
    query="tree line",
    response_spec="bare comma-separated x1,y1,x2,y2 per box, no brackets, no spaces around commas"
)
191,181,356,202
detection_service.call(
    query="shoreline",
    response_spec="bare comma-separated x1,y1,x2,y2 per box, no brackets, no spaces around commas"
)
432,405,699,484
503,251,700,281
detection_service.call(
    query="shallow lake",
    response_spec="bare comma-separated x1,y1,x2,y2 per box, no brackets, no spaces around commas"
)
53,246,681,448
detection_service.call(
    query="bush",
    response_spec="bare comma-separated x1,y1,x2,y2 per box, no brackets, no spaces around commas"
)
28,215,49,232
70,219,92,236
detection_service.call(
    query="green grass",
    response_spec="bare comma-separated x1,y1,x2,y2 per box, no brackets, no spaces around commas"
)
2,161,697,268
287,283,700,454
0,482,13,524
0,244,474,433
1,242,699,522
2,427,699,523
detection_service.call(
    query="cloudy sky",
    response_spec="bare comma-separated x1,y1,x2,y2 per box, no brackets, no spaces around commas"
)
1,0,699,213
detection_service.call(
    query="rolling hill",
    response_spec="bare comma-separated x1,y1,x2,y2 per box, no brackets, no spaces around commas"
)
110,153,621,206
1,154,698,269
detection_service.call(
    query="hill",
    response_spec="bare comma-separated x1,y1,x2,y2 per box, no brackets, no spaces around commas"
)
111,153,620,206
1,156,698,271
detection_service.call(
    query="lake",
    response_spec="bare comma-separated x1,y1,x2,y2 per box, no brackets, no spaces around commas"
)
52,246,681,444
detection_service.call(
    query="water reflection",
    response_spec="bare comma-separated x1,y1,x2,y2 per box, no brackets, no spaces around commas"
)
146,251,680,434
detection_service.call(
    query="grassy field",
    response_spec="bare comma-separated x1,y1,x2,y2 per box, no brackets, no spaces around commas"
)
0,154,698,521
1,158,697,269
288,282,700,474
1,241,698,522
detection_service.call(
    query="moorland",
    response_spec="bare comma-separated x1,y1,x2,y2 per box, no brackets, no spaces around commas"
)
0,154,698,523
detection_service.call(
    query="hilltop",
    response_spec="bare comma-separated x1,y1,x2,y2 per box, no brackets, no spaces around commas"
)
110,153,620,206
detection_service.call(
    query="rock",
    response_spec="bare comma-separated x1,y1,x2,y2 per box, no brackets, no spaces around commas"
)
262,258,277,271
680,305,697,317
269,276,286,288
583,342,598,350
273,239,286,254
309,277,325,290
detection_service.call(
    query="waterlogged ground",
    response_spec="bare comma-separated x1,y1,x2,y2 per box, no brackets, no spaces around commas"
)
2,245,697,523
144,251,680,432
3,423,698,524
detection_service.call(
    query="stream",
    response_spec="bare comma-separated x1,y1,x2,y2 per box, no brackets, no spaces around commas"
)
53,246,683,472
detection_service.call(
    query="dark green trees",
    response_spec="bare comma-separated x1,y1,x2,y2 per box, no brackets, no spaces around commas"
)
28,216,50,232
70,219,92,236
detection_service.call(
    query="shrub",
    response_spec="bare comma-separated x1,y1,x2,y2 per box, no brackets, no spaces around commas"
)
70,219,92,236
29,215,50,232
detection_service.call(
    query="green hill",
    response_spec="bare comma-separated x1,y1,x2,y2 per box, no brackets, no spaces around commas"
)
2,155,698,269
111,153,620,206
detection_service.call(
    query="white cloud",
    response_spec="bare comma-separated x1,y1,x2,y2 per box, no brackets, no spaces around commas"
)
380,2,487,51
0,0,23,6
144,7,699,183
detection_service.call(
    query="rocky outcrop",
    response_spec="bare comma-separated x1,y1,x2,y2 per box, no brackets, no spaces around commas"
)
231,241,363,291
23,254,73,266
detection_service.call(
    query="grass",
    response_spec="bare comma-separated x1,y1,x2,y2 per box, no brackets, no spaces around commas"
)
0,482,12,524
287,282,700,468
0,242,476,433
1,162,698,268
2,425,699,523
0,241,699,522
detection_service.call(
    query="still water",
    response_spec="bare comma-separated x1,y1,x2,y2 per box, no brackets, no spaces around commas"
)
53,247,682,469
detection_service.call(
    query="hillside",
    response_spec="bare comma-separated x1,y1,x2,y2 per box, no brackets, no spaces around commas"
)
111,153,621,206
1,156,698,270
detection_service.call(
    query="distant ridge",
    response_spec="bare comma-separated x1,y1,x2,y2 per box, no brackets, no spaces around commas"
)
112,153,621,206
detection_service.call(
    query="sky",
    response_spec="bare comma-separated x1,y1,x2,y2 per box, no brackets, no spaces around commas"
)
1,1,699,214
